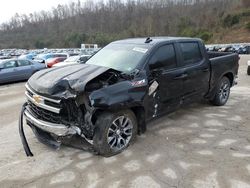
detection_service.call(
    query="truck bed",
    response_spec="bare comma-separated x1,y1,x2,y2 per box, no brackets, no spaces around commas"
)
207,51,239,96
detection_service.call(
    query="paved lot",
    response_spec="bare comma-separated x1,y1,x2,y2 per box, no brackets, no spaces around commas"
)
0,56,250,188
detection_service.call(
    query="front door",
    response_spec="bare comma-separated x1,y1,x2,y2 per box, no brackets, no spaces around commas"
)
146,44,184,119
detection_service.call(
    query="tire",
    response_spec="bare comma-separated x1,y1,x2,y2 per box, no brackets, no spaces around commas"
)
247,66,250,75
210,76,231,106
93,110,137,157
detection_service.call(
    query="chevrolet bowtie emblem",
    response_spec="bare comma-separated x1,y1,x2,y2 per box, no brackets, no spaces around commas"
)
33,95,41,104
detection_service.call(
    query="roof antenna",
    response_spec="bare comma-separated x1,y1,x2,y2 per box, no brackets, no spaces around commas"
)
145,37,152,43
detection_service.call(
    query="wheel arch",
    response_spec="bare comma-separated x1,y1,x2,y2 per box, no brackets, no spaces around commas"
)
223,72,234,86
206,71,234,100
130,106,146,135
91,106,146,135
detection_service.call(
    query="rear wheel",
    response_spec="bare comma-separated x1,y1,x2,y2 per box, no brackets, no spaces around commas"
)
247,66,250,75
93,110,137,157
210,76,231,106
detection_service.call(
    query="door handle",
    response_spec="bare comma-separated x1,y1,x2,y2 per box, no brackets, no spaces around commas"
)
174,73,188,80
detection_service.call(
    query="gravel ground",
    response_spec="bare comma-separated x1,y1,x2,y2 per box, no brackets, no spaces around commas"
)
0,55,250,188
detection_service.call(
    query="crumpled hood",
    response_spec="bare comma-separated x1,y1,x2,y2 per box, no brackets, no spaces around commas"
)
28,64,109,97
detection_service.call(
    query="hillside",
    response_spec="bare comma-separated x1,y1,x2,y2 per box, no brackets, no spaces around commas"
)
212,8,250,43
0,0,249,49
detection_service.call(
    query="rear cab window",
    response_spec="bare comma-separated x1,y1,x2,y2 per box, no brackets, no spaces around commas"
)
180,42,202,66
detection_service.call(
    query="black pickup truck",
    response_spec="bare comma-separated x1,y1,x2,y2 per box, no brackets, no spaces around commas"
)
19,37,239,157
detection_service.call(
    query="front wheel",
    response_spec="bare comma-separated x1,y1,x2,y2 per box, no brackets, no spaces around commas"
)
210,76,231,106
93,110,137,157
247,66,250,75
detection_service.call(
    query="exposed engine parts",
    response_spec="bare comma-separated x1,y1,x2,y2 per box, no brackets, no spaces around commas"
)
85,71,121,92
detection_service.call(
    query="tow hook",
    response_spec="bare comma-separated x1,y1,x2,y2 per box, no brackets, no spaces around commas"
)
19,102,33,157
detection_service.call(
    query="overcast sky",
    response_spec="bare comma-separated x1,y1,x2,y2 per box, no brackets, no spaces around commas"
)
0,0,77,24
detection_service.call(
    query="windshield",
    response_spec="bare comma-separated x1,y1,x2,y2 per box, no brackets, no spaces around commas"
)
65,56,79,62
86,44,149,72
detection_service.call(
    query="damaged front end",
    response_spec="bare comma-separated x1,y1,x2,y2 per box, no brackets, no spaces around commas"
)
19,83,93,156
19,64,145,156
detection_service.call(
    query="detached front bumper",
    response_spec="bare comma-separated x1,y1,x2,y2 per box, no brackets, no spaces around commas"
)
19,84,95,157
24,109,81,137
19,103,91,157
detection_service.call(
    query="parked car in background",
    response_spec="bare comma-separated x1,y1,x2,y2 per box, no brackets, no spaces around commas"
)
206,44,250,54
0,56,11,60
233,45,247,54
46,57,67,68
33,53,55,64
0,59,45,84
245,46,250,54
18,53,36,61
33,53,78,64
53,55,91,67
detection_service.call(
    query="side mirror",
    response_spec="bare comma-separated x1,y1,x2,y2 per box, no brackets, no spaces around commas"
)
0,67,3,71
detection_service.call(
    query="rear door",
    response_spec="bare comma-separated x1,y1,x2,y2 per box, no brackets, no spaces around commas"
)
146,43,184,119
178,42,210,103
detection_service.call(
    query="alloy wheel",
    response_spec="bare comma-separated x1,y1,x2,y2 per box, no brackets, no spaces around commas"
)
107,116,133,151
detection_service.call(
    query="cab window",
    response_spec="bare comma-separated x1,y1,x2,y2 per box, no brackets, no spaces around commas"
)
149,44,176,70
180,42,202,65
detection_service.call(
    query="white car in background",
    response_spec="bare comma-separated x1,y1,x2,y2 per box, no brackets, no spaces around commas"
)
53,55,91,67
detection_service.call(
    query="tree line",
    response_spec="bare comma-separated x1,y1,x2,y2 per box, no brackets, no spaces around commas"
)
0,0,247,49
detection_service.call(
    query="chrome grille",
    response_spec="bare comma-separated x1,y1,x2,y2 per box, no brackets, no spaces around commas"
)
25,84,81,128
27,102,63,124
25,83,61,114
